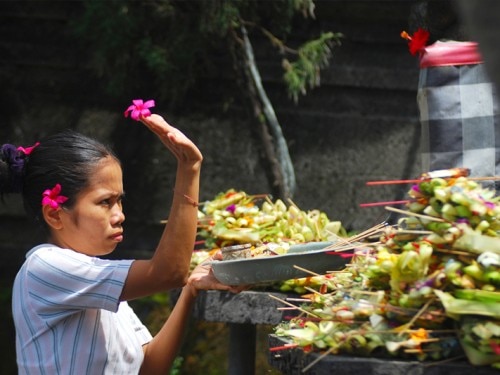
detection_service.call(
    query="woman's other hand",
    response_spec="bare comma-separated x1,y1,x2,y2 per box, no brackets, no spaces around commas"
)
186,252,247,296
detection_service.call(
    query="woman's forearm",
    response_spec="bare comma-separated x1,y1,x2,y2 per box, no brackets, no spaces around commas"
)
152,164,201,279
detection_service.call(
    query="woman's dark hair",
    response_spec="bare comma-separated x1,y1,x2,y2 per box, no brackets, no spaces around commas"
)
0,129,118,233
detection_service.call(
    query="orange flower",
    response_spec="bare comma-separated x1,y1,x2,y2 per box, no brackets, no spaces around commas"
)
410,328,428,343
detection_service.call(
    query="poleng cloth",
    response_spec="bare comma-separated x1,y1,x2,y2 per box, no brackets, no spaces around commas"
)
417,41,500,189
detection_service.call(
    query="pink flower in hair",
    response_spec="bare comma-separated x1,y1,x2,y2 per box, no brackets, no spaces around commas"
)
17,142,40,155
42,183,69,209
124,99,155,121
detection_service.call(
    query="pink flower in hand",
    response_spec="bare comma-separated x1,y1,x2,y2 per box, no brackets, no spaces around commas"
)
17,142,40,155
124,99,155,121
42,183,69,209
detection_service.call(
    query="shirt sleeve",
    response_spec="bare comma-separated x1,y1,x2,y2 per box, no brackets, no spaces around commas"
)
25,246,134,315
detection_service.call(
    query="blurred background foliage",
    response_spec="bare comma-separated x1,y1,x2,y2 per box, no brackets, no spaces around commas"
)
70,0,340,110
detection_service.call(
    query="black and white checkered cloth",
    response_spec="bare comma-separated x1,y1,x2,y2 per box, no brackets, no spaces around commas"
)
417,43,500,189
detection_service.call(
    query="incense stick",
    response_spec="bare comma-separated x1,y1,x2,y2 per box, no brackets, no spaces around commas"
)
367,175,500,186
434,248,475,256
268,294,322,318
286,297,312,302
269,343,298,352
422,355,467,367
277,307,304,311
326,242,380,253
394,229,433,235
322,223,386,253
293,265,321,276
397,297,436,336
366,179,421,185
359,200,411,208
384,206,446,222
301,346,336,373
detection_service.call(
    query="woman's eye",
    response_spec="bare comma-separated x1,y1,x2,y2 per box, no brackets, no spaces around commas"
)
100,199,111,206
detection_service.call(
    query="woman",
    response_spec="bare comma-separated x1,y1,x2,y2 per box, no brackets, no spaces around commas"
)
3,109,238,374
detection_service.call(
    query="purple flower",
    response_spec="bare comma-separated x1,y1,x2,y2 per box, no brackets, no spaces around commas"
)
484,201,495,210
410,184,420,193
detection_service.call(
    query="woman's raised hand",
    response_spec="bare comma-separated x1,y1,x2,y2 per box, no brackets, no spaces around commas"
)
139,114,202,165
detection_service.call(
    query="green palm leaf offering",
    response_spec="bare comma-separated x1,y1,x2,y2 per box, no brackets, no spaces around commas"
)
191,177,500,368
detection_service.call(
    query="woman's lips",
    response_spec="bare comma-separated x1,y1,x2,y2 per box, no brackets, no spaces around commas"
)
111,232,123,242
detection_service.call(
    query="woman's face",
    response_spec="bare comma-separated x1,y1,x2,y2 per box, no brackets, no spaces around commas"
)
52,156,125,256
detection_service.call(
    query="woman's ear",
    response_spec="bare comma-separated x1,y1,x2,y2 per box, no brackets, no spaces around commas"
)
41,205,64,230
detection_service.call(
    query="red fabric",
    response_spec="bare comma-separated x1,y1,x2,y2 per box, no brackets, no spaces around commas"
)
420,41,483,68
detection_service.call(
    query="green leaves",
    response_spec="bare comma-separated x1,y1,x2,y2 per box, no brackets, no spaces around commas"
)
71,0,342,107
283,32,343,102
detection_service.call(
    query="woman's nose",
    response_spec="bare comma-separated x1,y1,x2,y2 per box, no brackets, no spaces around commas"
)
111,206,125,225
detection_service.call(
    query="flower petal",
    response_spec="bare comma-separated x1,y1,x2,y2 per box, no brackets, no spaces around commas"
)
140,109,152,118
52,183,62,195
56,196,69,204
131,110,141,120
124,105,136,118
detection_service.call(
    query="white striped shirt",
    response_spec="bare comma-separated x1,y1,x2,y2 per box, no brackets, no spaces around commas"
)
12,244,153,374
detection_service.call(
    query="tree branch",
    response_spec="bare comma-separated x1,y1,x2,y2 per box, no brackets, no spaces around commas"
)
240,25,297,199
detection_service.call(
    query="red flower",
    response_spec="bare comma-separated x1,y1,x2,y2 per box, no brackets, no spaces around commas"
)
491,341,500,355
401,28,430,56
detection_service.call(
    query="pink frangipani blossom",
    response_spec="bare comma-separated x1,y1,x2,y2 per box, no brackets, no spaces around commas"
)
124,99,155,121
42,183,68,209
